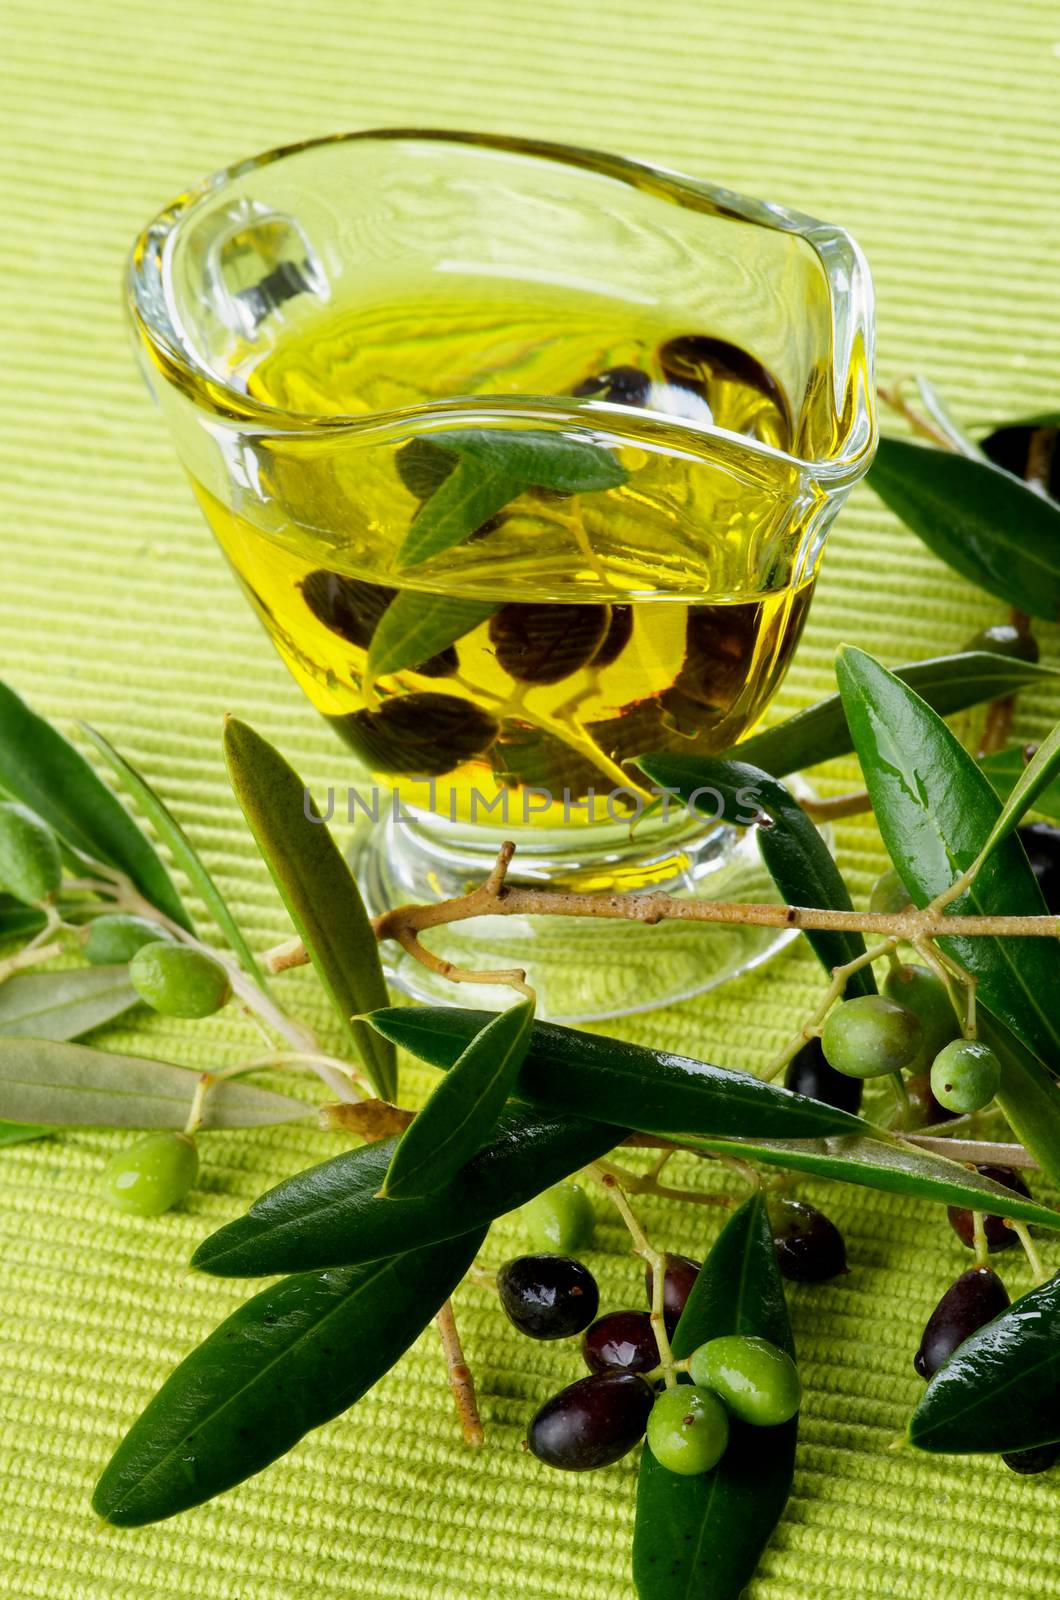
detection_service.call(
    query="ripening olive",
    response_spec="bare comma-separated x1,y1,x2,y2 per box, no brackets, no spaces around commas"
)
646,1384,730,1475
0,801,62,906
821,995,922,1078
913,1266,1010,1378
101,1131,199,1217
963,622,1039,663
526,1372,654,1470
770,1197,848,1283
947,1165,1032,1252
129,942,232,1019
904,1072,959,1129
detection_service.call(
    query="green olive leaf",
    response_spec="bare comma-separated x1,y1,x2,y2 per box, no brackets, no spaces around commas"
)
0,680,191,929
365,592,498,682
639,755,877,998
365,1007,873,1140
82,724,269,990
0,1120,52,1146
971,716,1060,867
394,429,627,569
980,747,1060,826
677,1130,1060,1230
867,436,1060,619
381,997,535,1198
975,1012,1060,1196
192,1105,621,1278
93,1227,485,1526
723,651,1059,778
835,646,1060,1089
0,894,47,941
633,1191,795,1600
0,1038,309,1129
909,1273,1060,1455
0,965,138,1041
222,718,395,1100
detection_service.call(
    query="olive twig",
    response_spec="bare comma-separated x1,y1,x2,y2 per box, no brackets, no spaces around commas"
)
435,1299,485,1448
762,939,898,1082
798,790,873,822
903,1135,1035,1170
0,936,66,985
972,1211,990,1270
877,378,954,450
1006,1220,1048,1285
593,1155,732,1210
591,1165,680,1389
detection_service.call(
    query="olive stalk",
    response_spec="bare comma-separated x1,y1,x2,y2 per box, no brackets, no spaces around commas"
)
591,1164,680,1390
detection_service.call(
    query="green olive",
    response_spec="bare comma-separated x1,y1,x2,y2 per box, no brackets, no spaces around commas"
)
129,942,231,1019
646,1384,729,1475
688,1334,801,1426
930,1039,1003,1115
868,868,913,916
821,995,922,1078
883,963,960,1071
0,801,62,906
101,1131,199,1217
520,1181,595,1253
84,914,174,966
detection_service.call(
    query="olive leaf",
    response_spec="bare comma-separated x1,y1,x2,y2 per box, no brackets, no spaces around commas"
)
82,724,269,989
366,1007,873,1141
980,747,1060,825
0,965,138,1041
639,754,877,998
223,718,396,1100
364,592,497,682
633,1192,795,1600
192,1105,622,1278
835,647,1060,1078
0,894,46,940
971,716,1060,867
867,437,1060,619
0,680,191,928
678,1131,1060,1231
724,651,1058,778
395,429,627,569
93,1228,485,1525
381,997,535,1198
909,1273,1060,1456
0,1120,51,1146
0,1038,309,1129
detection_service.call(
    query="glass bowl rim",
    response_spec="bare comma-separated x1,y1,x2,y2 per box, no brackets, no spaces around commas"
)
127,127,877,487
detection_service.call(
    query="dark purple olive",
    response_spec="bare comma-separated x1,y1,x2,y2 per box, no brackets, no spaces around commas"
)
980,423,1059,502
300,570,394,649
1019,822,1060,915
644,1254,701,1333
582,1310,660,1375
326,693,499,776
947,1165,1031,1252
963,622,1039,664
658,335,786,411
1002,1442,1060,1475
784,1036,863,1114
590,605,634,669
905,1072,959,1129
489,604,610,685
914,1267,1010,1378
771,1198,848,1283
526,1372,654,1470
572,366,652,408
497,1254,599,1340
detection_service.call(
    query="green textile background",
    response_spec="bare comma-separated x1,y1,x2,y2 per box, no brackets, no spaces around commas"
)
2,2,1059,1595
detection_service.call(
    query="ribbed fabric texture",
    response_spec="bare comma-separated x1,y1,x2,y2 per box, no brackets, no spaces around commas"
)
1,2,1059,1595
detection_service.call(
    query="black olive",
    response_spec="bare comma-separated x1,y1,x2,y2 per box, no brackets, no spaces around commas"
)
947,1165,1031,1252
572,366,652,408
784,1036,863,1114
963,623,1039,663
1018,822,1060,915
489,604,610,685
326,693,499,776
527,1372,654,1470
979,424,1059,502
770,1198,848,1283
497,1254,600,1340
582,1310,660,1375
591,605,634,669
300,571,395,649
658,335,786,412
913,1266,1010,1378
1002,1442,1060,1475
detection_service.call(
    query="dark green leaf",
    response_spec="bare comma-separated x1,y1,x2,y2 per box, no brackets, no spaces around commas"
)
723,651,1058,778
977,1013,1060,1193
223,718,395,1100
93,1228,484,1525
909,1274,1060,1455
634,1192,795,1600
192,1105,621,1277
980,747,1060,826
0,680,190,928
365,593,497,681
82,725,269,989
0,1038,309,1129
0,1120,51,1146
395,429,626,568
0,895,46,941
0,965,138,1040
366,1008,873,1140
836,646,1060,1088
640,755,876,998
382,998,535,1198
974,718,1060,863
679,1131,1060,1231
867,436,1060,619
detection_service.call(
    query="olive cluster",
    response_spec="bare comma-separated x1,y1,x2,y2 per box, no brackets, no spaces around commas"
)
499,1187,802,1476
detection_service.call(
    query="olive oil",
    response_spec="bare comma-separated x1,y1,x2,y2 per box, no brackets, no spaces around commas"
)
194,274,820,826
